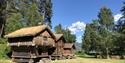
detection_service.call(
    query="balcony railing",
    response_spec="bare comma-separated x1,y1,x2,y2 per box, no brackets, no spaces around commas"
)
12,52,31,58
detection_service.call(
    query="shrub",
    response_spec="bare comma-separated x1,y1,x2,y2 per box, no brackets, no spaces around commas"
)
0,38,11,59
0,38,7,44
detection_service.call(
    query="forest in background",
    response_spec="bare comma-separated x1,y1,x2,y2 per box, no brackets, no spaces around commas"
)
82,2,125,59
0,0,76,59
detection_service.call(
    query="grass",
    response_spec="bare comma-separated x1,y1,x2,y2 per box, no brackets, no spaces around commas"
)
52,57,125,63
52,54,125,63
0,57,125,63
0,59,12,63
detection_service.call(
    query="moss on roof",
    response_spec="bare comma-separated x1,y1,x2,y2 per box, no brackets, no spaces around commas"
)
64,43,74,48
54,34,63,41
5,25,49,38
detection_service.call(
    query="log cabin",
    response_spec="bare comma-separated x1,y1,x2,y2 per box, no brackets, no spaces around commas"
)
63,43,75,59
5,25,56,63
52,34,66,59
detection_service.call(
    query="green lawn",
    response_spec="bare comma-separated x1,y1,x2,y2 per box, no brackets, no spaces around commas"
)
1,57,125,63
52,57,125,63
0,59,12,63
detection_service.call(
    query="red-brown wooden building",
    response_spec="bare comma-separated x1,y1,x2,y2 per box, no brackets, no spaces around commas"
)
63,43,75,59
5,25,56,63
52,34,66,59
5,25,76,63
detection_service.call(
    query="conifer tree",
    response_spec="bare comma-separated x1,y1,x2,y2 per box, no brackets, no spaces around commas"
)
54,24,76,43
82,7,114,59
37,0,52,28
98,7,114,59
54,24,63,34
115,2,125,59
0,0,7,38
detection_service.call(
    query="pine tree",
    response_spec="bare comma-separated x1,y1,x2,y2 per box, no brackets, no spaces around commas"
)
82,24,92,53
82,20,102,57
115,2,125,59
63,29,76,43
5,13,24,34
8,0,44,27
37,0,52,28
82,7,114,59
121,2,125,17
98,7,114,59
118,2,125,33
98,6,114,28
0,0,7,38
54,24,76,43
54,24,63,34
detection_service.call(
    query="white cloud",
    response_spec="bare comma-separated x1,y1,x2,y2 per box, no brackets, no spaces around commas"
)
68,21,86,34
114,14,123,22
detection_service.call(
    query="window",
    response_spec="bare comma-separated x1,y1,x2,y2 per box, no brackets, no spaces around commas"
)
43,36,47,41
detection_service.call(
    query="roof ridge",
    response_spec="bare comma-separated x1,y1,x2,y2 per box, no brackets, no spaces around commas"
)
5,25,48,38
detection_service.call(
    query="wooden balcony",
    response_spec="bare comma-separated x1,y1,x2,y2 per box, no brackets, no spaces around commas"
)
12,52,31,58
13,58,31,63
8,42,35,46
33,37,55,47
37,52,49,57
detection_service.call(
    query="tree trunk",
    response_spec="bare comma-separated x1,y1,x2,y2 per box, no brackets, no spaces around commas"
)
0,22,5,38
98,52,102,59
0,0,7,38
0,13,6,38
106,48,110,59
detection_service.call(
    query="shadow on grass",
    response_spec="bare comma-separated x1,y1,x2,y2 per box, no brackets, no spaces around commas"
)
77,54,96,59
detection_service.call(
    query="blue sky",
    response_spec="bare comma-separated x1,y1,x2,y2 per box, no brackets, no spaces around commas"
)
51,0,124,43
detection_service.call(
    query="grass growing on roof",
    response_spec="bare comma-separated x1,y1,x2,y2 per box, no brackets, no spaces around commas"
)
5,25,48,38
